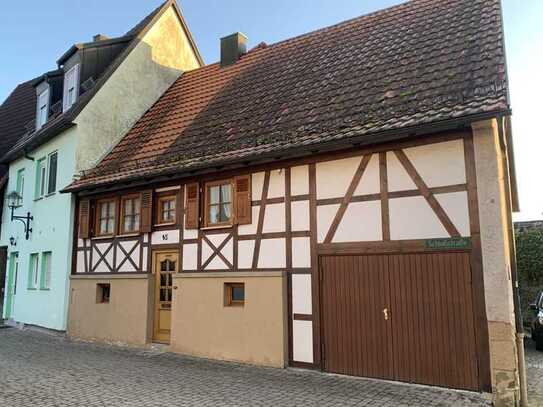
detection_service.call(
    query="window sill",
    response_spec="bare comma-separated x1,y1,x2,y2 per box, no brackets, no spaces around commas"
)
33,197,43,202
39,287,50,291
91,235,115,241
27,287,37,291
45,192,56,197
154,222,176,227
201,224,233,231
117,232,140,238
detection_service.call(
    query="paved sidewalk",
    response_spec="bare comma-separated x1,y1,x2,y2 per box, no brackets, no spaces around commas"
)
525,337,543,407
0,328,492,406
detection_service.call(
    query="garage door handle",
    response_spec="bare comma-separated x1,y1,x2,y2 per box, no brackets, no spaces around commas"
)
383,308,389,321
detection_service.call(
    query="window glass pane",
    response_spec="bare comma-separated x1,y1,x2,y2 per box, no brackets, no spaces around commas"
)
220,203,231,222
106,219,114,234
42,252,52,289
209,186,220,204
124,199,132,216
123,216,131,232
100,203,108,218
209,204,220,224
231,286,244,302
36,159,46,197
133,214,140,231
47,153,57,194
220,184,231,203
40,165,46,196
16,169,24,200
107,201,116,217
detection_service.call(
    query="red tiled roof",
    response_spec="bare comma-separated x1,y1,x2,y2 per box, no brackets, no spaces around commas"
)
67,0,509,191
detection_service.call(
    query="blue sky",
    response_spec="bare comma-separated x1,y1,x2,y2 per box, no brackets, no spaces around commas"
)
0,1,541,220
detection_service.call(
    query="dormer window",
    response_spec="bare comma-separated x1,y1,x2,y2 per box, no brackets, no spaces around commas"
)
63,64,79,112
36,87,49,130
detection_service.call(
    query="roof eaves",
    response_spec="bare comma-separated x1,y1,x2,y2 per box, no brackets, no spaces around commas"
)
0,117,75,164
56,44,84,66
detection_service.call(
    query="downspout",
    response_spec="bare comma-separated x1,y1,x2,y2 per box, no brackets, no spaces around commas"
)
497,115,528,406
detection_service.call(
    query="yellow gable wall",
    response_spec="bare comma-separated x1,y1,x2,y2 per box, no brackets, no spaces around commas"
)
74,5,201,173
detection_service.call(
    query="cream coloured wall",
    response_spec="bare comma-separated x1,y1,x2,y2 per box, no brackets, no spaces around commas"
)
170,272,287,367
74,5,201,173
68,275,152,346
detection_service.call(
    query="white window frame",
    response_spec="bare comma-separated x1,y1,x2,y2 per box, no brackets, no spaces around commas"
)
16,168,25,202
47,151,58,194
63,64,80,112
28,253,39,289
35,158,47,199
36,87,50,129
41,252,52,290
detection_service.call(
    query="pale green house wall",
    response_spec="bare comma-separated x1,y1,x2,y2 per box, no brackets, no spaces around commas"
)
1,128,77,330
1,4,201,330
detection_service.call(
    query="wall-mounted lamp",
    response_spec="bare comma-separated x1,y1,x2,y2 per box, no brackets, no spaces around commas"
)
6,191,33,240
9,236,16,246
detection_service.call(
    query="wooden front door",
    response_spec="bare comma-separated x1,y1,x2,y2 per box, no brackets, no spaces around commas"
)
320,252,479,390
153,251,178,343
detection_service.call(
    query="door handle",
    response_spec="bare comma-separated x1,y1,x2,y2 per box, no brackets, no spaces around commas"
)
383,308,389,321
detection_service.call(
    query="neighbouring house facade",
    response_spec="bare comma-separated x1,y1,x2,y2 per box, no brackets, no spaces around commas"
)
0,0,202,331
0,80,41,318
64,0,523,405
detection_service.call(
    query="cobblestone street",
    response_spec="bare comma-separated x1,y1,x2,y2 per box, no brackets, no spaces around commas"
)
0,328,495,407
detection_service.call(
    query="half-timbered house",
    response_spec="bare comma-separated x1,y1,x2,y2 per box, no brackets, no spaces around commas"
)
63,0,524,405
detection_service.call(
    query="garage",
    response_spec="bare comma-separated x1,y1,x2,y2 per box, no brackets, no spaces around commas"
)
320,252,479,391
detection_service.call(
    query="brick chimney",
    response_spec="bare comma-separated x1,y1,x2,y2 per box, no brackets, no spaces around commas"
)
220,33,247,67
93,34,109,42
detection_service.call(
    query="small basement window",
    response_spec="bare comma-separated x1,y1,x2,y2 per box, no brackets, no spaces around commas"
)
96,283,111,304
224,282,245,307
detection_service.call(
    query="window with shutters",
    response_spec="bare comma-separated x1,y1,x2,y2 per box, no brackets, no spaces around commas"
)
36,87,50,129
204,180,233,227
156,194,177,225
95,198,117,236
120,195,141,234
63,64,79,112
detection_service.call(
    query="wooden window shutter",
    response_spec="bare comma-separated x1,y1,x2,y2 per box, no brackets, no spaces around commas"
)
185,183,199,229
78,199,91,238
234,175,251,225
140,190,153,233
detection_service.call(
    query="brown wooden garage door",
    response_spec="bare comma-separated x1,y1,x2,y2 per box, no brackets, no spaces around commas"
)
320,252,479,390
